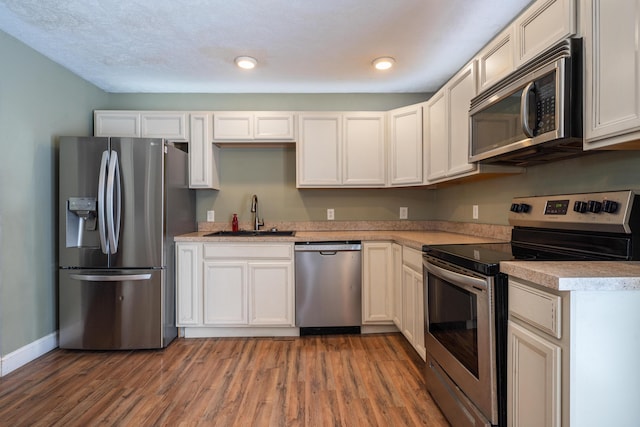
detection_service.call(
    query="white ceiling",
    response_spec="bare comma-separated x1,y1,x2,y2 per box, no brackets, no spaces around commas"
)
0,0,532,93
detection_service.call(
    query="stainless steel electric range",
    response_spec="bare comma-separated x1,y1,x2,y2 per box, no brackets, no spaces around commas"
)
422,190,640,427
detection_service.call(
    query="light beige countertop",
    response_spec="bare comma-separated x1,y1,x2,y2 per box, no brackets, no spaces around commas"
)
501,261,640,291
174,230,505,251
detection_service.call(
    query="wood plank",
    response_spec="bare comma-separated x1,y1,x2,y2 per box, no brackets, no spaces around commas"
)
0,333,449,426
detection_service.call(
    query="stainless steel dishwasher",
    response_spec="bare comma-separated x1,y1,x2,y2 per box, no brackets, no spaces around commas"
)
295,241,362,334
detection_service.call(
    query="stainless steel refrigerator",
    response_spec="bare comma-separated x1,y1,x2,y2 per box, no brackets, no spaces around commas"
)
58,136,195,350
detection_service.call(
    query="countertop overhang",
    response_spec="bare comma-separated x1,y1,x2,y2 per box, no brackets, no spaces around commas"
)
174,230,504,251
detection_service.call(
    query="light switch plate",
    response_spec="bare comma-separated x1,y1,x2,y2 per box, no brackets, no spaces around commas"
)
473,205,479,220
399,207,408,219
207,210,215,222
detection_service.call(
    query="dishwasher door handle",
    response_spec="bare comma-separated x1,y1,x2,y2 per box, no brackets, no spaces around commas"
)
319,251,337,256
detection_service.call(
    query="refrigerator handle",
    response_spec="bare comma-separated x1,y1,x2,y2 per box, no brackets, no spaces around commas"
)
97,150,110,254
106,150,122,255
70,273,152,282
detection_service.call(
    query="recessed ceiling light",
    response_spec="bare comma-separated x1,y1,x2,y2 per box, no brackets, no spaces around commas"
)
235,56,257,70
372,57,395,70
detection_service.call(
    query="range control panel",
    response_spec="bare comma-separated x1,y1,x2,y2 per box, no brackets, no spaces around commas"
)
508,190,638,233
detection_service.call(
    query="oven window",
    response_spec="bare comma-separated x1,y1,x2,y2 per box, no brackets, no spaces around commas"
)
428,272,479,378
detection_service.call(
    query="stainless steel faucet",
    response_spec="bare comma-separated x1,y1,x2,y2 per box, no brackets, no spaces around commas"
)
250,194,264,231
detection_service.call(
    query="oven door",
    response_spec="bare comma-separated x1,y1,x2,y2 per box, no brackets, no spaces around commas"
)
423,256,497,425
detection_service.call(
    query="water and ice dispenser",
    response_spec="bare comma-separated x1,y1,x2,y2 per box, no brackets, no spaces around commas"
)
66,197,98,248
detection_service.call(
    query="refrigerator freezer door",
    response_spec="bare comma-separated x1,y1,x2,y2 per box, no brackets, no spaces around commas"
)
58,269,165,349
59,137,110,268
108,138,164,269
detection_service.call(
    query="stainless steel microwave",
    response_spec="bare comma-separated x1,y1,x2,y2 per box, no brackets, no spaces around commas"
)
469,38,582,166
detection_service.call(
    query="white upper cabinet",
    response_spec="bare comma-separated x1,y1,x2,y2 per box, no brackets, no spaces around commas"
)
389,104,423,186
297,112,387,188
584,0,640,149
425,92,448,181
425,62,478,182
513,0,577,66
189,113,220,190
213,112,295,141
297,113,342,186
141,112,189,140
94,111,141,137
94,110,188,140
477,27,515,93
447,63,478,176
477,0,576,93
343,113,386,186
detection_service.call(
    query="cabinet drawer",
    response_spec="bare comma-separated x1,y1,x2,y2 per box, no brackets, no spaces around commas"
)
509,279,562,338
203,243,293,260
402,246,423,272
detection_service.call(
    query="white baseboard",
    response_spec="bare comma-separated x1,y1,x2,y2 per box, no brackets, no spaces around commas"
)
1,332,58,377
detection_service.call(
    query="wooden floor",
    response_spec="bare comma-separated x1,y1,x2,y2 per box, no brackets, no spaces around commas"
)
0,333,449,426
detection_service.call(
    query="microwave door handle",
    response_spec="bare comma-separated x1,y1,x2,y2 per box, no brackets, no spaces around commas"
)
520,81,536,138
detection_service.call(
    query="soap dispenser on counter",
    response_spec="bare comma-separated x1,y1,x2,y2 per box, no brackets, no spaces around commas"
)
232,213,239,232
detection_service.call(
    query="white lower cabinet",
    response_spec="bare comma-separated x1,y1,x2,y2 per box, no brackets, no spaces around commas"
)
508,321,561,427
507,276,640,426
401,247,426,360
391,243,403,329
176,242,201,326
362,242,394,324
203,261,247,325
176,242,295,335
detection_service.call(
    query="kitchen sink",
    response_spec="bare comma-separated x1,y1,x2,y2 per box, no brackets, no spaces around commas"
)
204,230,296,237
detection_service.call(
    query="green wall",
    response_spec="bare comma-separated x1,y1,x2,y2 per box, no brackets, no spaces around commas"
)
433,150,640,225
0,31,109,357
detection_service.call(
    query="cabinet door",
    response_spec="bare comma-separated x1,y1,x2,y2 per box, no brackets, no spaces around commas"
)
447,62,477,177
584,0,640,148
189,113,220,189
176,243,201,326
141,112,189,140
362,242,394,324
249,262,294,326
514,0,576,66
343,113,386,186
392,243,403,329
412,269,426,360
203,261,248,325
477,27,515,93
297,113,342,186
213,112,253,140
402,265,416,343
508,321,561,427
425,92,448,181
254,112,295,140
389,104,423,185
94,111,141,137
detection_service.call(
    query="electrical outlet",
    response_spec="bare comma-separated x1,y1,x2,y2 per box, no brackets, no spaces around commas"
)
399,207,408,219
473,205,479,220
207,210,215,222
327,208,335,220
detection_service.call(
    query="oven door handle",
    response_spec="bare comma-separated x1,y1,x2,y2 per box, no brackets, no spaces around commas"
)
424,260,488,292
